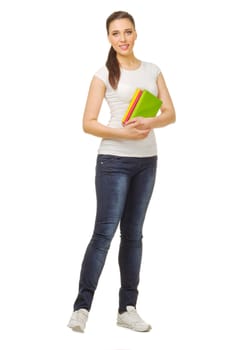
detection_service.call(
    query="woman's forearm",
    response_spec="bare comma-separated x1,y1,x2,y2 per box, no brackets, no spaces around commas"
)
83,119,151,140
83,119,124,139
150,110,176,128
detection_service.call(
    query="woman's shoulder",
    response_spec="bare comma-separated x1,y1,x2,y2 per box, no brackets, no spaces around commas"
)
141,61,161,74
94,65,108,82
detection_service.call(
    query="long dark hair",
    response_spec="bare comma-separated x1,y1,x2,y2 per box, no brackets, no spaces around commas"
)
106,11,135,89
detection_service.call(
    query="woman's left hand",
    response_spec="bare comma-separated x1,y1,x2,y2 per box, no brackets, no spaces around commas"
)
124,117,152,130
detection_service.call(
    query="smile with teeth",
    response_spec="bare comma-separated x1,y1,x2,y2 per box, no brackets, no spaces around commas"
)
119,44,129,50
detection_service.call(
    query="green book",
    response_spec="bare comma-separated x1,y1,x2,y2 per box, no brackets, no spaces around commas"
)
122,89,162,124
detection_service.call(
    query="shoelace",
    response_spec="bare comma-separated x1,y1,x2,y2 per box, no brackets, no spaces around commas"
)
127,308,144,323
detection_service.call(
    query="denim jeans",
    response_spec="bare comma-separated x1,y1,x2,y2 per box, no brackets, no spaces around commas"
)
74,154,157,313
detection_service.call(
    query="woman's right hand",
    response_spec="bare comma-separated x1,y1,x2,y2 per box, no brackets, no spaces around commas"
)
122,119,151,139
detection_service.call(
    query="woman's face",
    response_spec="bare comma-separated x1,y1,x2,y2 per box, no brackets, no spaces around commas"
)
108,18,137,57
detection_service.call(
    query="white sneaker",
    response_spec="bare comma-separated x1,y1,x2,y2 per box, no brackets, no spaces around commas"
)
67,309,88,332
117,306,151,332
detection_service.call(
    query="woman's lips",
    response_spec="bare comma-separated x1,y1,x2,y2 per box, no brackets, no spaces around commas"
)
119,44,129,50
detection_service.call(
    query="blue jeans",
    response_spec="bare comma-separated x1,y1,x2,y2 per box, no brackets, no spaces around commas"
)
74,154,157,313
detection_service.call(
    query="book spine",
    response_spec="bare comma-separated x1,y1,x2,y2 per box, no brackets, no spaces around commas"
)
122,89,142,124
129,90,145,119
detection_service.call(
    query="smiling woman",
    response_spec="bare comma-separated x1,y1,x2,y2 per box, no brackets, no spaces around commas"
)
106,12,139,87
67,10,175,334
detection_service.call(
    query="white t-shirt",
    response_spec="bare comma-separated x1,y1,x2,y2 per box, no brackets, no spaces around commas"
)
94,61,161,157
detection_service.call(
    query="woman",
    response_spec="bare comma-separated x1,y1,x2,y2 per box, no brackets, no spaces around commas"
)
68,10,175,333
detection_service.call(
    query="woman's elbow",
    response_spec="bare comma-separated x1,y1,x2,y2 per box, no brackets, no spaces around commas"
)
82,123,88,133
82,119,91,134
162,109,176,126
170,110,176,124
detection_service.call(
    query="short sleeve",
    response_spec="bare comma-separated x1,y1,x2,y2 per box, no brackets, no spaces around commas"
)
94,66,109,85
151,63,161,79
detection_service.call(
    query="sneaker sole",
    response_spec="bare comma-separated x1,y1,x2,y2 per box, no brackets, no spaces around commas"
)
117,321,151,332
71,326,84,333
67,323,84,333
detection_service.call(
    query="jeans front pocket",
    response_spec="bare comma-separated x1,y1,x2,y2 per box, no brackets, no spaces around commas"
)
96,155,122,175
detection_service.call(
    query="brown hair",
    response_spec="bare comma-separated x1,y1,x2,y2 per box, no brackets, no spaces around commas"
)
106,11,135,89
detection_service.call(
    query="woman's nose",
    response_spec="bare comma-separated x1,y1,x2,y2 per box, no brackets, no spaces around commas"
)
119,33,126,41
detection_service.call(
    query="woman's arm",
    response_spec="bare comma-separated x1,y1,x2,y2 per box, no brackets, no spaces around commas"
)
154,72,176,127
82,76,151,140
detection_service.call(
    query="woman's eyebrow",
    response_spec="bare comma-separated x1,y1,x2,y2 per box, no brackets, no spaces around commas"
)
111,27,133,33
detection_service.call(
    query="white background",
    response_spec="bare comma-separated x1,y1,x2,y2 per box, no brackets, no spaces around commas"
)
0,1,231,349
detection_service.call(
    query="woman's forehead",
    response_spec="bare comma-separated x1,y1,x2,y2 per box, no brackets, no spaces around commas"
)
109,18,134,31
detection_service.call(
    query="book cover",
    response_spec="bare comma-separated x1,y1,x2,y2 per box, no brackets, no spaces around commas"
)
122,89,162,124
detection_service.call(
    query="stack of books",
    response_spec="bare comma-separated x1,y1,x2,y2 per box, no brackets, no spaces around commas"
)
122,88,162,125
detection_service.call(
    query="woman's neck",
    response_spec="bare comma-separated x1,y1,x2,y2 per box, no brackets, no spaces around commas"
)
117,55,141,70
